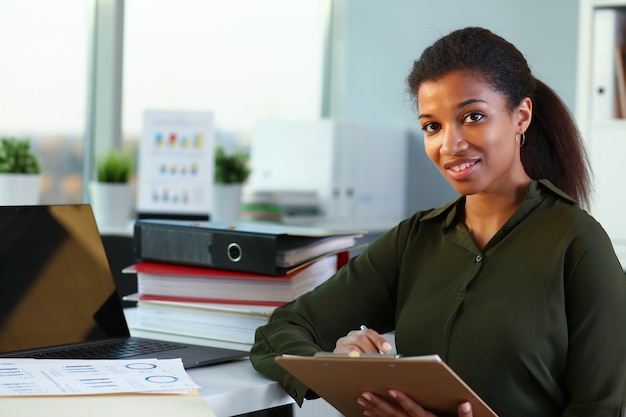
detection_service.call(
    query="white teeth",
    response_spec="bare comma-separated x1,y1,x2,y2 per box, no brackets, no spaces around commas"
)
451,162,475,172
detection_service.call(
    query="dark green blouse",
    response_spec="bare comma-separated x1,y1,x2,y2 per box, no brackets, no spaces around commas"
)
250,180,626,417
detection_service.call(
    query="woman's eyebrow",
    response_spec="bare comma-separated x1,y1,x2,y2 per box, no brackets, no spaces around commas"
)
418,98,486,119
458,98,486,108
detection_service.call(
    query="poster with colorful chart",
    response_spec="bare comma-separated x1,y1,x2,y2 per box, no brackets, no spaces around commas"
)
137,110,214,217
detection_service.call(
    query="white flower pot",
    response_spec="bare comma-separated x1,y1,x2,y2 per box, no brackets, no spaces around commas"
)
89,182,134,229
212,183,243,222
0,173,41,205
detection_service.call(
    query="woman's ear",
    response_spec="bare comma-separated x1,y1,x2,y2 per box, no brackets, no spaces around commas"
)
516,97,532,132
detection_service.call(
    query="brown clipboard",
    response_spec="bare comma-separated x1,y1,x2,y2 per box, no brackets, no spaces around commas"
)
275,353,498,417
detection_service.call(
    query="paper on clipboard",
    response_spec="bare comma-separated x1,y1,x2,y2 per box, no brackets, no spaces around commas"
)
275,353,498,417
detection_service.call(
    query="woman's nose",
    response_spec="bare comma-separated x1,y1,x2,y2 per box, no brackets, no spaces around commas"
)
440,125,468,155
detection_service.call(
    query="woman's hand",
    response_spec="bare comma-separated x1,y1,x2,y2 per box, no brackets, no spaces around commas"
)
335,328,471,416
333,326,393,354
357,390,473,417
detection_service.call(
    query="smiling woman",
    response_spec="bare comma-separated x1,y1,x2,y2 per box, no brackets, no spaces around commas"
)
417,70,532,201
248,27,626,417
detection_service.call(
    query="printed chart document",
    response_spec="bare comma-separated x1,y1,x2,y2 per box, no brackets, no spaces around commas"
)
276,353,498,417
0,358,215,417
136,109,215,219
0,358,199,395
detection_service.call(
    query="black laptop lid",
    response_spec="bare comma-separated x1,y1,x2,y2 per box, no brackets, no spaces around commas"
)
0,205,129,354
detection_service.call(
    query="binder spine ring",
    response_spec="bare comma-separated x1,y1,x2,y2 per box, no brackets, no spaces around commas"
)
227,243,242,262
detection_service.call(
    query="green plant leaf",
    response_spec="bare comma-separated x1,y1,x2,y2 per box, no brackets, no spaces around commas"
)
0,137,42,174
96,151,133,183
214,146,251,184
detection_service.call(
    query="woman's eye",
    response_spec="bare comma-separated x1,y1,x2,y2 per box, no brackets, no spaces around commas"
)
422,122,440,133
463,112,483,123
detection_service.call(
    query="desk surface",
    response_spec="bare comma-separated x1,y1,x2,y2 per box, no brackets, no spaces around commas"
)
124,308,294,417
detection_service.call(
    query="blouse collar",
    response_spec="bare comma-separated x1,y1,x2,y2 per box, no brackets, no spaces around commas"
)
420,179,577,233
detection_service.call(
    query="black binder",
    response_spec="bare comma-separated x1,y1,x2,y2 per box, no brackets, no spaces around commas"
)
133,219,365,275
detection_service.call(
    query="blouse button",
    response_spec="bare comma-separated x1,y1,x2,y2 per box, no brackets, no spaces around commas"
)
475,255,482,263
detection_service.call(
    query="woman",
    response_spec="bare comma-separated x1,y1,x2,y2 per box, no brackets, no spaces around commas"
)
250,27,626,417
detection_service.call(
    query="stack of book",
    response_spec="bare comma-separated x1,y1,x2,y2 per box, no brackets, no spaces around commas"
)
124,219,365,345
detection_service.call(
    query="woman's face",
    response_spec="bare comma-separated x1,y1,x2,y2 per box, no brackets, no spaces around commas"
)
417,70,531,197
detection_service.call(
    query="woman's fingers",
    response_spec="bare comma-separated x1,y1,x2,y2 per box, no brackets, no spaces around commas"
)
458,402,473,417
359,391,406,417
358,390,436,417
334,327,393,354
358,390,472,417
388,390,435,416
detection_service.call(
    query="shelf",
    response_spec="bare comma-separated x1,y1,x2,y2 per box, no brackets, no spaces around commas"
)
580,0,626,267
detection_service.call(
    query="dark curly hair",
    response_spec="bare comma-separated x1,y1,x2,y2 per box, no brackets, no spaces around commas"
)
407,27,591,208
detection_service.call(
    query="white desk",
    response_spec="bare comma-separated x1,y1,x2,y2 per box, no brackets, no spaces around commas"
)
125,308,294,417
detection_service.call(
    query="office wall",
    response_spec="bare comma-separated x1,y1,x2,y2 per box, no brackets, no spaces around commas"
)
327,0,580,213
329,0,580,127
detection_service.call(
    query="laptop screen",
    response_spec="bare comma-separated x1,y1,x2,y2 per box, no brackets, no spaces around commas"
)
0,205,129,354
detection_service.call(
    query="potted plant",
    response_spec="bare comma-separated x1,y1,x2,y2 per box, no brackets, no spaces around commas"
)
212,145,251,221
89,150,134,229
96,151,133,184
214,145,251,185
0,137,42,205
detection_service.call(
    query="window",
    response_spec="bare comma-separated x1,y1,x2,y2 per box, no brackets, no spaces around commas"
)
123,0,325,148
0,0,326,204
0,0,88,203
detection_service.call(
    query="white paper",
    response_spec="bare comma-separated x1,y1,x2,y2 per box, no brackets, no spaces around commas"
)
0,358,200,396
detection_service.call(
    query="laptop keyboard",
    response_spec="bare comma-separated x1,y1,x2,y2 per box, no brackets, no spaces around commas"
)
30,339,185,360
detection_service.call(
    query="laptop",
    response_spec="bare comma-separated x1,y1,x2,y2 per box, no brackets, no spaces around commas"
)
0,204,248,368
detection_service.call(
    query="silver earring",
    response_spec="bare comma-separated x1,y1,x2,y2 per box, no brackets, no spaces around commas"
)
516,133,526,147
